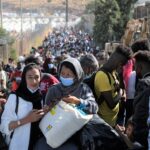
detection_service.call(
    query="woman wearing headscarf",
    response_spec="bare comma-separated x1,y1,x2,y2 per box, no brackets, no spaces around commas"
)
1,63,49,150
35,57,98,150
45,57,98,114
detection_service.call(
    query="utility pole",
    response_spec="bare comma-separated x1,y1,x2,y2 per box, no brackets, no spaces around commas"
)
20,0,23,54
66,0,68,27
94,0,96,14
0,0,3,28
30,0,32,31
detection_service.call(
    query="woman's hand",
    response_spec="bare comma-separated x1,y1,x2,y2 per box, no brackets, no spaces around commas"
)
0,98,6,113
0,98,6,104
9,109,45,131
26,109,44,123
42,105,50,114
62,95,80,105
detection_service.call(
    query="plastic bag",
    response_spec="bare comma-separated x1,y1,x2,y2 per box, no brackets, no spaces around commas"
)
39,101,93,148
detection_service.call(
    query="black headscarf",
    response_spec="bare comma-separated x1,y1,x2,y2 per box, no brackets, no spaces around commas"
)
16,63,42,107
15,63,43,150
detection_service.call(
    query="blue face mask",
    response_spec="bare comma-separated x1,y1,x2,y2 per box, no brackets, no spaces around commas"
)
60,76,74,86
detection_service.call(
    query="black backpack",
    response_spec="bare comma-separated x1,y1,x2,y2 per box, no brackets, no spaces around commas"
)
83,67,111,104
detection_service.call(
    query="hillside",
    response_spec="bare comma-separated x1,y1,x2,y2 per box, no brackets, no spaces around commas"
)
2,0,94,56
3,0,92,16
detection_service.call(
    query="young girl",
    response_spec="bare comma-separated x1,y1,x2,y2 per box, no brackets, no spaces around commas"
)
115,119,142,150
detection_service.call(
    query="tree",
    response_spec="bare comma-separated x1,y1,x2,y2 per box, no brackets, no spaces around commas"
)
0,27,14,44
89,0,139,48
0,27,8,38
0,27,16,61
93,0,120,49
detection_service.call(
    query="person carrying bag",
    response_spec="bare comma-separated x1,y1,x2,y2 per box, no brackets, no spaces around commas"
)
35,57,98,150
39,100,93,148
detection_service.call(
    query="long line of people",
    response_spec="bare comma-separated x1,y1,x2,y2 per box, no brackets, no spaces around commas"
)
0,28,150,150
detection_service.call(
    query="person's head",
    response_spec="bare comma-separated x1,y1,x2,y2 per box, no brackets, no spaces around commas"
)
8,58,13,64
18,63,41,91
59,57,84,86
16,62,22,70
107,44,132,71
131,39,150,53
24,55,41,66
80,54,99,78
133,50,150,78
0,64,3,71
96,51,108,66
125,119,135,140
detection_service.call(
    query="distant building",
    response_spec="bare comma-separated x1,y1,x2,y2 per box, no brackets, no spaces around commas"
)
134,0,150,19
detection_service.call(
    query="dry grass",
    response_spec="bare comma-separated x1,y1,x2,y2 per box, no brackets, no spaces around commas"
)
4,0,48,7
2,0,94,16
3,0,92,17
3,0,90,9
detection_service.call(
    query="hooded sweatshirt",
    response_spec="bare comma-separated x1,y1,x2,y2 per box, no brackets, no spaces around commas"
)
45,57,98,114
132,72,150,149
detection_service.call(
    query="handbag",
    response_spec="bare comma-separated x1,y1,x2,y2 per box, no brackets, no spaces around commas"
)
39,101,93,148
0,132,8,150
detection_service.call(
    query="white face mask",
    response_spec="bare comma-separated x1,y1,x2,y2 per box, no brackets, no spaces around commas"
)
27,87,39,93
48,63,54,69
84,73,93,79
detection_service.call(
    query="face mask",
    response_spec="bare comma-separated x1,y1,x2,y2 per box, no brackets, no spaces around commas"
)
27,87,39,93
48,64,54,69
60,76,74,86
84,73,92,79
48,63,54,69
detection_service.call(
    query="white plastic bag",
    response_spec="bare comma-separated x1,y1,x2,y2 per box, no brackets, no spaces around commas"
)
39,101,93,148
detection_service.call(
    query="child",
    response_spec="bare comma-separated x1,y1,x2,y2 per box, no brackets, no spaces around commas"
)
125,119,134,141
116,119,143,150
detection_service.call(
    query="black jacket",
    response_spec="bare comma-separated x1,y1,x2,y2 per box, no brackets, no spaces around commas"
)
133,73,150,149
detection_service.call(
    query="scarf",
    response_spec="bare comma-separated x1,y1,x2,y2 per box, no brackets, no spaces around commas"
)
16,86,43,150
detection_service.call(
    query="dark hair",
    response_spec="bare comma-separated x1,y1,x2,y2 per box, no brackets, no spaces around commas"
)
60,61,76,76
126,119,135,128
24,55,41,65
115,44,133,60
15,63,42,104
133,50,150,64
17,63,41,90
80,54,99,71
131,39,150,53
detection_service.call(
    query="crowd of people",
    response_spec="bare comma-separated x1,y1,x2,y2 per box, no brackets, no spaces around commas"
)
0,27,150,150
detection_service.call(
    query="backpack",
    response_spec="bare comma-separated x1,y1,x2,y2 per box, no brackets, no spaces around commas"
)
83,67,111,105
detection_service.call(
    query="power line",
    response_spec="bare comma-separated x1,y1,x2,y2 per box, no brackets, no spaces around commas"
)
0,0,3,28
66,0,68,27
